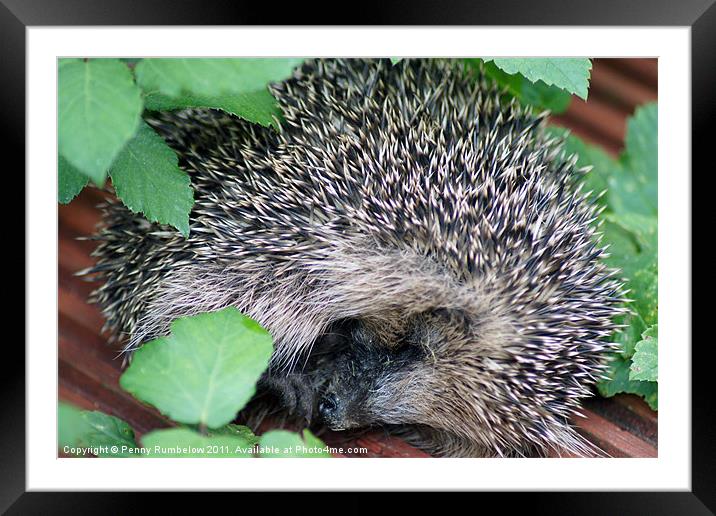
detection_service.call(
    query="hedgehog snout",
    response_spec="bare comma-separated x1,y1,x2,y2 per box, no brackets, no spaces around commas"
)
317,392,343,428
316,329,427,431
318,385,366,430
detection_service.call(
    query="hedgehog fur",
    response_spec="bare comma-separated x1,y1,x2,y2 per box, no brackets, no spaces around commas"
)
85,59,625,457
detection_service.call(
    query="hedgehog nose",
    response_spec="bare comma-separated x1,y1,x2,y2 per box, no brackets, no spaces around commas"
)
318,393,338,419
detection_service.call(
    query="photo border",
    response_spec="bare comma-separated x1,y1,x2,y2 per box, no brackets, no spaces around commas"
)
6,0,708,510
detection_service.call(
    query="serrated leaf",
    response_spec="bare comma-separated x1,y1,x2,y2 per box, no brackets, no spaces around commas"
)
135,58,303,98
608,103,658,216
109,122,194,236
475,59,572,113
141,428,254,457
58,154,88,204
58,59,143,185
120,307,273,429
58,403,138,456
490,58,592,100
597,355,658,410
144,89,283,129
259,429,331,458
630,325,658,382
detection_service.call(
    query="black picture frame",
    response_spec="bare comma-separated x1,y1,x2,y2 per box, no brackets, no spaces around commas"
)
5,0,708,511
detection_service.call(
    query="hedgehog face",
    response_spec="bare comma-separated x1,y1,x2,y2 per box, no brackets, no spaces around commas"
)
314,309,480,433
316,320,427,431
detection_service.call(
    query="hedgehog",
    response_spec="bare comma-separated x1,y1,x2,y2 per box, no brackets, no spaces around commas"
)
85,58,625,457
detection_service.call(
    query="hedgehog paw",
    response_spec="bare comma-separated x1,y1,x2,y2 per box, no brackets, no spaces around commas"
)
261,374,316,424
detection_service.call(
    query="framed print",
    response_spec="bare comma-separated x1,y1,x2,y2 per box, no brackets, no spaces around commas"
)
5,0,709,511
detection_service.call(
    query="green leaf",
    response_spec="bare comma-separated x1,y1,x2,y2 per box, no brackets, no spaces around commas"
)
474,59,572,113
597,218,657,399
628,259,658,328
135,58,303,98
490,58,592,100
601,217,657,280
259,429,331,458
600,218,657,358
612,313,647,360
58,58,82,70
553,103,658,409
601,219,639,270
630,325,658,382
545,126,621,204
208,423,260,446
389,58,403,65
58,403,139,456
141,428,254,457
58,59,143,186
109,122,194,236
120,307,273,429
608,103,658,216
144,89,283,129
589,104,658,366
302,429,331,455
597,355,658,410
58,154,88,204
604,212,657,252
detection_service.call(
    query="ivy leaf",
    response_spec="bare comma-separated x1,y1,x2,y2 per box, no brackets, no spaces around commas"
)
120,307,273,429
58,155,89,204
608,103,658,216
58,59,143,186
58,403,138,456
597,355,658,410
141,428,254,457
259,429,331,458
630,325,658,382
109,122,194,237
472,59,572,113
490,58,592,100
144,89,283,129
135,58,303,98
